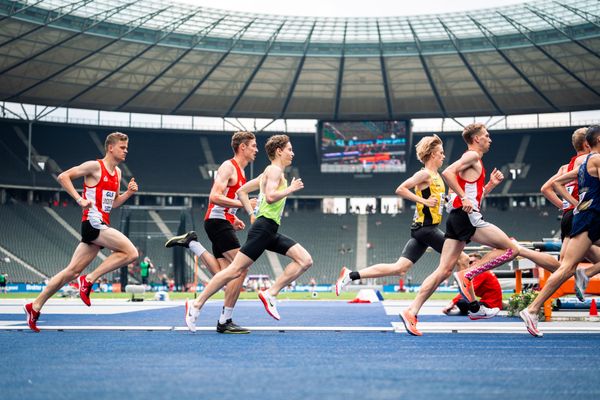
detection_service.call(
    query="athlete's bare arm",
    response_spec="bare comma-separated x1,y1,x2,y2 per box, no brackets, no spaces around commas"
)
237,175,262,215
112,168,137,209
209,161,244,209
263,166,303,204
395,170,437,208
57,160,101,209
541,164,568,209
483,168,504,195
442,150,480,213
551,168,579,207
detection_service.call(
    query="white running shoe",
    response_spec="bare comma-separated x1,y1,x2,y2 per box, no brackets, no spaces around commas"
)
468,304,500,320
574,267,589,302
335,267,352,296
185,299,200,333
258,290,280,320
519,309,543,337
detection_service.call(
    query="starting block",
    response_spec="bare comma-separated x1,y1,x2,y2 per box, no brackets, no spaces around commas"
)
125,284,145,302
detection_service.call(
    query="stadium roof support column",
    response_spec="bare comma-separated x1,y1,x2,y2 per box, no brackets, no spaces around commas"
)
334,21,348,121
376,21,393,120
500,13,600,98
224,21,287,118
6,2,161,100
527,6,600,60
278,21,317,119
438,19,503,115
170,19,257,114
116,15,227,111
408,21,447,117
468,16,560,112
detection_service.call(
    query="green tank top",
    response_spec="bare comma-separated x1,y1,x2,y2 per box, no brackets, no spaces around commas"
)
256,177,288,225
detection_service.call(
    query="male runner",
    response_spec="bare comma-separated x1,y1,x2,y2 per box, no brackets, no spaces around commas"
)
165,131,258,333
540,127,600,300
184,135,312,332
335,135,493,318
521,126,600,337
24,132,139,332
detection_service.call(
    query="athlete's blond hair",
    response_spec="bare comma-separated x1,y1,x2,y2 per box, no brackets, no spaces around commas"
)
104,132,128,152
572,127,588,152
415,134,443,164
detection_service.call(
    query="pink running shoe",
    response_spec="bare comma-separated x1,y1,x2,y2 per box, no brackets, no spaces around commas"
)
78,275,93,307
24,303,40,333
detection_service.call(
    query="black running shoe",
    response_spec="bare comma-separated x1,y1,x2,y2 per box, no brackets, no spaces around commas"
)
164,231,198,248
216,319,250,334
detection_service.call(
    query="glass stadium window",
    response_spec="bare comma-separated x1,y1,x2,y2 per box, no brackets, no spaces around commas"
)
380,197,403,215
349,197,376,214
322,198,347,214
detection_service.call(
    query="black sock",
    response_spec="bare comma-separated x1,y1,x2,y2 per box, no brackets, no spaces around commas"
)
469,301,480,313
349,271,361,281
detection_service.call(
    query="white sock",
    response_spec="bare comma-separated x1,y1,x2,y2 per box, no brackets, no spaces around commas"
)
219,306,234,324
189,241,206,257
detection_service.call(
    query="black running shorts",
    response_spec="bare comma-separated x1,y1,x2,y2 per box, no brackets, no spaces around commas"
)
560,209,574,241
400,224,446,263
81,220,103,244
240,216,297,262
445,209,479,242
204,218,241,259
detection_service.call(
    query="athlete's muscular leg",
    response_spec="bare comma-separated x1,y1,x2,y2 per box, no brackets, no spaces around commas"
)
221,248,247,309
86,227,138,282
33,243,100,311
528,234,595,314
356,257,414,279
192,252,254,309
407,239,466,316
269,244,313,296
465,225,520,279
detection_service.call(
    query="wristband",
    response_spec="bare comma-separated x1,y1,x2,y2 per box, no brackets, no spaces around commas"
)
76,197,83,205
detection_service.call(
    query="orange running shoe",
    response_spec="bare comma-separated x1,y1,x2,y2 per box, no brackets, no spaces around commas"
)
453,270,475,303
399,309,422,336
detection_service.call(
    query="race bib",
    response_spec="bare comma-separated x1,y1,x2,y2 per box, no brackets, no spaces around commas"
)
102,190,116,213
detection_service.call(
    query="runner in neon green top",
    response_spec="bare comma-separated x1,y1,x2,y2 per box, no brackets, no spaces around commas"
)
184,135,313,332
255,177,287,224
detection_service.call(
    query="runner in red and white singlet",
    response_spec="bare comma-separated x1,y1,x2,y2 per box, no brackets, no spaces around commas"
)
204,158,246,224
165,131,258,334
82,159,119,228
24,132,139,332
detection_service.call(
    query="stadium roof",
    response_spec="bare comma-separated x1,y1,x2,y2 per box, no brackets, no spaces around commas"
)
0,0,599,120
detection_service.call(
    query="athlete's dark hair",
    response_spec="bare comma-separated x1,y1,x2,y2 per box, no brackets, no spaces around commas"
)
231,131,256,153
586,125,600,148
265,134,290,160
462,123,486,144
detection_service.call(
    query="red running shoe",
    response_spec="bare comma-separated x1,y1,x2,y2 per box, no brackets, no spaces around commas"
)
453,270,475,303
24,303,40,333
78,275,93,307
399,309,422,336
